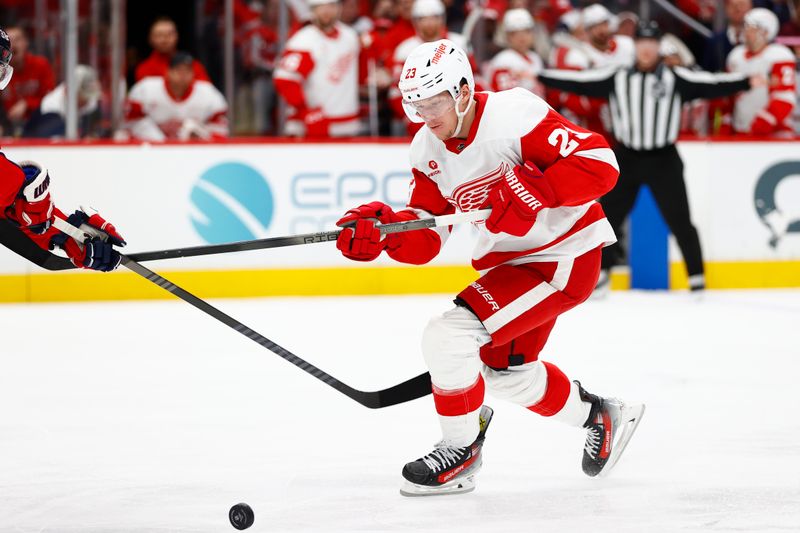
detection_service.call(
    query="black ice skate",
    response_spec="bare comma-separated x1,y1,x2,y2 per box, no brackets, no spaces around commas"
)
577,381,645,477
400,405,493,497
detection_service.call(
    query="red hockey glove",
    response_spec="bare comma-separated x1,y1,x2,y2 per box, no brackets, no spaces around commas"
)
304,108,330,138
51,208,127,272
484,162,556,237
336,201,399,261
4,161,54,235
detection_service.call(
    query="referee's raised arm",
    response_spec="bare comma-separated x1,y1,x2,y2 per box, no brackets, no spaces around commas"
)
537,66,618,98
672,66,755,101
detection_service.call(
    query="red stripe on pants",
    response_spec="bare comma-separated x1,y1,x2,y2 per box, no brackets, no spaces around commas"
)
527,362,570,417
433,375,485,416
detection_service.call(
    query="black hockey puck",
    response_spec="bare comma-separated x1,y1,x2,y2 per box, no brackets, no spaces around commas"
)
229,503,255,530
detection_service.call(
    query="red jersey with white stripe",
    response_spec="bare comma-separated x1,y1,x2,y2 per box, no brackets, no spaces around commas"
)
486,49,545,97
727,43,797,134
400,88,618,272
273,22,360,136
124,77,228,141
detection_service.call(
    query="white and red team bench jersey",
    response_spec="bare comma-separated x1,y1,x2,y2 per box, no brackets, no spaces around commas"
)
486,48,545,98
273,22,361,137
391,88,619,273
124,77,228,141
727,42,797,134
582,35,635,69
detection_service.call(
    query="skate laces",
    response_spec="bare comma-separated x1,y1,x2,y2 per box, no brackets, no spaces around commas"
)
584,426,601,459
421,443,467,472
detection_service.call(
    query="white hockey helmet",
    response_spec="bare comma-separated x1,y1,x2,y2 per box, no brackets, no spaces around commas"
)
0,27,12,91
559,10,582,32
744,8,779,42
582,4,613,28
397,39,475,135
306,0,339,7
412,0,445,19
503,8,535,33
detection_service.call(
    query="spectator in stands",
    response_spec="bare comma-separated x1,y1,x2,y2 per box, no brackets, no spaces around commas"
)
486,9,545,97
0,25,54,136
727,7,796,135
273,0,361,138
135,16,210,82
23,65,101,138
703,0,752,72
616,12,639,38
122,52,228,141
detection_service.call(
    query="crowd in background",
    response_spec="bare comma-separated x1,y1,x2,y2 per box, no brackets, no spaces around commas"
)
0,0,798,140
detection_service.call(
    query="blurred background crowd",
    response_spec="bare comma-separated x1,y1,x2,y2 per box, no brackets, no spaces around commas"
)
0,0,798,140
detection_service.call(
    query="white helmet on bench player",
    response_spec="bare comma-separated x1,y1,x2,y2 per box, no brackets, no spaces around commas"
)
397,39,475,136
744,8,779,42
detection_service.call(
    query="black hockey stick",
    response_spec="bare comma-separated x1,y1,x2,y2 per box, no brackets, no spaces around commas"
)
0,220,75,270
47,217,432,409
125,209,489,262
120,255,433,408
1,210,489,270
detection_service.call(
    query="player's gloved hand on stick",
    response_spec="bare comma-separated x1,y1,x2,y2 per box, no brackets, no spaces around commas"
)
52,208,126,272
4,161,55,234
336,201,401,261
483,161,555,237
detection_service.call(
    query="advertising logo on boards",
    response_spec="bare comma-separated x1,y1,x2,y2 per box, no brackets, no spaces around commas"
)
754,161,800,249
190,162,274,244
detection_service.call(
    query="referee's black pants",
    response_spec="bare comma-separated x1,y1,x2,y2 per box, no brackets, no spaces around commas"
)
600,144,704,278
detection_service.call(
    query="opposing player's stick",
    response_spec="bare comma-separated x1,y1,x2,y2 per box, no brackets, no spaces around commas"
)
126,209,490,262
0,210,490,269
49,217,433,409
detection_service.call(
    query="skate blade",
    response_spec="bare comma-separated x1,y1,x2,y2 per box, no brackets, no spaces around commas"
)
400,475,476,497
598,402,645,478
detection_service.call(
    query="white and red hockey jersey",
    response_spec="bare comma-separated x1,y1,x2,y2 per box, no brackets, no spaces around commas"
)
391,88,619,272
486,48,545,97
273,22,360,137
124,77,228,141
583,35,635,69
726,43,797,134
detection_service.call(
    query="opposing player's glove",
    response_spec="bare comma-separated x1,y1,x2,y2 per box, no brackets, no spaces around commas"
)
51,208,127,272
336,201,400,261
4,161,54,234
484,162,555,237
303,108,329,138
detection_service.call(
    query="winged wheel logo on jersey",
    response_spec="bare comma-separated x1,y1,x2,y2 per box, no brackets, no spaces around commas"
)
447,162,511,212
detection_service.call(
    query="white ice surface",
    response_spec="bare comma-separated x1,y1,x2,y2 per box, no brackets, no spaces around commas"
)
1,290,799,532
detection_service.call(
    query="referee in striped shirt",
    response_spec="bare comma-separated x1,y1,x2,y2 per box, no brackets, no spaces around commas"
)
538,22,763,292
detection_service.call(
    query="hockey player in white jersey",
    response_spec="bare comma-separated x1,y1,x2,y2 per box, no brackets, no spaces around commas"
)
123,52,228,141
727,8,797,135
485,9,545,97
335,40,645,496
273,0,361,138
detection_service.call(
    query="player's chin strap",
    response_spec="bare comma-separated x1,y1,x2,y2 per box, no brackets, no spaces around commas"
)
450,92,475,139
